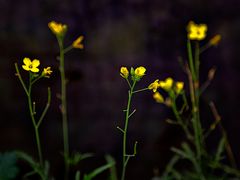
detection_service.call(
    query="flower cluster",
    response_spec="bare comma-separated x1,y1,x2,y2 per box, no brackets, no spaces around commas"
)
48,21,67,36
22,57,52,78
120,66,146,82
187,21,207,41
148,77,184,104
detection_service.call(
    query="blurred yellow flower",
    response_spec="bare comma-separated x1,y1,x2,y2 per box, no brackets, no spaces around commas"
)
159,77,173,91
43,67,53,77
153,92,164,103
22,57,40,73
72,36,84,49
175,81,184,94
209,34,221,46
48,21,67,36
187,21,207,41
120,67,129,78
148,79,159,92
134,66,146,78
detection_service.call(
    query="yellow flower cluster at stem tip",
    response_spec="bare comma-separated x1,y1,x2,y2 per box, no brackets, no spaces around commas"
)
187,21,207,41
153,92,164,103
22,57,40,73
48,21,67,36
134,66,146,78
159,77,174,91
209,34,221,46
148,79,159,92
72,36,84,49
42,67,53,77
120,67,129,79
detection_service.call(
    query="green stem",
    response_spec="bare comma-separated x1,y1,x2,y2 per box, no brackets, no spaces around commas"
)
57,37,69,179
121,81,136,180
28,75,43,166
14,63,29,96
195,42,200,80
63,45,73,54
172,99,192,141
132,87,149,94
187,39,196,81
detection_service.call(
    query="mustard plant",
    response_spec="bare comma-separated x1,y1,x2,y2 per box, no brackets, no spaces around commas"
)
48,21,84,179
149,21,240,179
118,66,149,180
15,58,52,179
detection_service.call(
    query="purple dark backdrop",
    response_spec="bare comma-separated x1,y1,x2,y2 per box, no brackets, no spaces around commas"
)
0,0,240,179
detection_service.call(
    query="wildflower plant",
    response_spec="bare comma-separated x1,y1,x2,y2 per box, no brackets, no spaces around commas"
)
148,21,240,179
15,57,52,179
118,66,148,180
8,18,240,180
48,21,86,179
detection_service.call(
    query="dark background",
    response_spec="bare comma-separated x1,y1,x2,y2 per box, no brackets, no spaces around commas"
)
1,0,240,179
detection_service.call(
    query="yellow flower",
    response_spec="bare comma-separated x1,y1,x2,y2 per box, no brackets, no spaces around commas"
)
159,77,174,91
175,81,184,94
209,34,221,46
22,57,40,73
134,66,146,78
148,79,159,92
48,21,67,36
153,92,164,103
72,36,84,49
120,67,129,78
43,67,53,77
187,21,207,41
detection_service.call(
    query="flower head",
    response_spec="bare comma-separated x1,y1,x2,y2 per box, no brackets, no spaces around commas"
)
209,34,221,46
175,81,184,94
148,79,159,92
187,21,207,41
22,57,40,73
42,67,53,77
72,36,84,49
120,67,129,79
159,77,174,91
48,21,67,36
134,66,146,78
153,92,164,103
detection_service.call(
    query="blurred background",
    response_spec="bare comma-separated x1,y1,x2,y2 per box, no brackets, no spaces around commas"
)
1,0,240,179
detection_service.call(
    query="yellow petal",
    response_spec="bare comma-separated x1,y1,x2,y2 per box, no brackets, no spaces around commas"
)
32,59,40,68
134,66,146,77
23,57,31,66
22,65,30,71
31,67,40,73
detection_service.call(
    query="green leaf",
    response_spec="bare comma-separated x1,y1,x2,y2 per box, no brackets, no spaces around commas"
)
0,151,19,180
67,152,93,166
75,170,81,180
84,160,114,180
105,155,117,180
214,137,225,164
15,151,47,179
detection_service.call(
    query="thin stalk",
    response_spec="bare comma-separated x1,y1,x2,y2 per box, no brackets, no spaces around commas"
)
172,99,192,141
186,64,202,160
132,87,149,94
28,75,43,166
121,81,136,180
57,37,69,179
194,42,203,155
187,39,196,81
63,45,73,54
209,102,237,168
